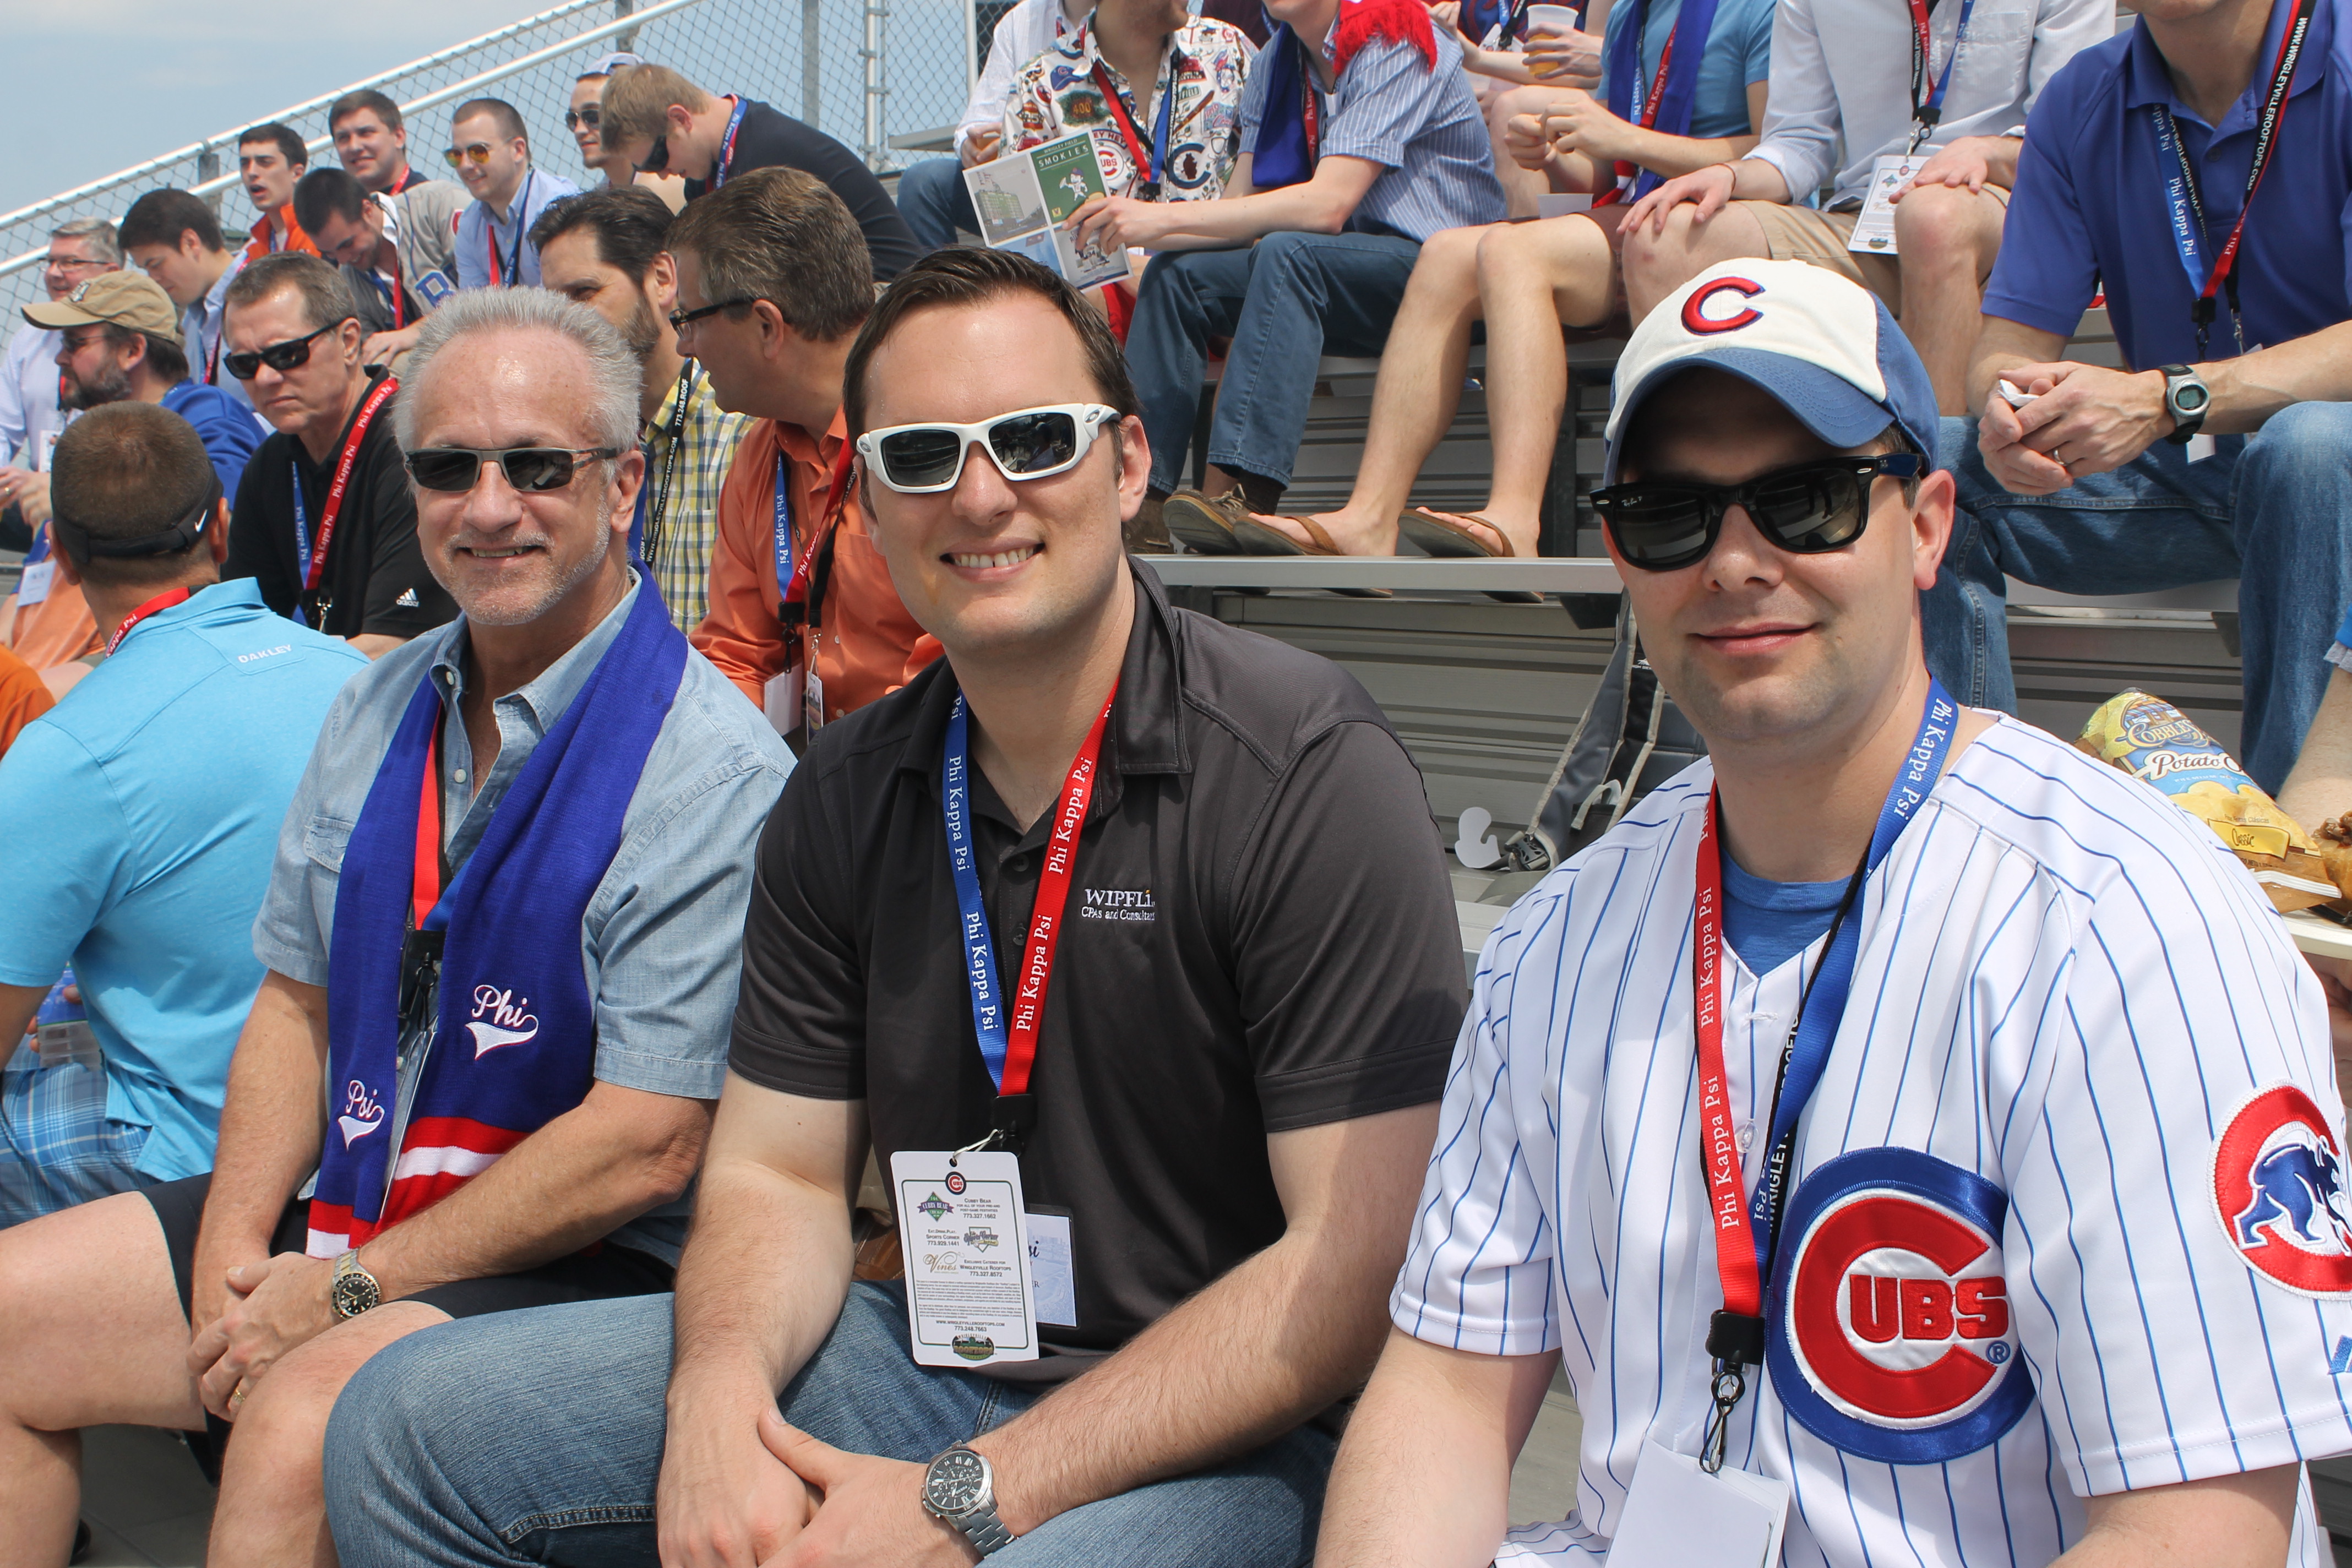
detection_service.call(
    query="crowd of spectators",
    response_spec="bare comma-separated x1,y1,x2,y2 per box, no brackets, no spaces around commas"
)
1,1,2351,1561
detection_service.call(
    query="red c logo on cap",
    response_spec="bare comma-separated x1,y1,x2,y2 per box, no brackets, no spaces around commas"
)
1683,276,1765,335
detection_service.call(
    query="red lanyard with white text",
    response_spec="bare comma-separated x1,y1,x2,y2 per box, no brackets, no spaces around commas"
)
941,684,1117,1151
290,373,399,621
103,586,190,657
1690,680,1957,1471
1905,0,1978,150
1592,7,1680,208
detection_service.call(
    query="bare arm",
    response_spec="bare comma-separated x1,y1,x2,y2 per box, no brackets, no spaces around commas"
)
0,981,42,1059
659,1072,867,1568
1555,81,1769,183
2278,668,2352,830
190,970,328,1339
974,1102,1441,1533
1618,154,1793,236
1315,1331,1560,1567
1069,154,1386,253
2056,1466,2299,1567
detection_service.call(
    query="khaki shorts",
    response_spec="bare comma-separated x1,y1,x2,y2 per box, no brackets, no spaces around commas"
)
1741,188,2010,318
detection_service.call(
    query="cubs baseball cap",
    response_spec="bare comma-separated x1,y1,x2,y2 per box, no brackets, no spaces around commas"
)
1602,259,1939,484
23,271,182,345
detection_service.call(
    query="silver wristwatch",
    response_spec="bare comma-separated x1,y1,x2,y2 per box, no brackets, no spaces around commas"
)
330,1249,382,1319
921,1444,1013,1556
2159,363,2212,445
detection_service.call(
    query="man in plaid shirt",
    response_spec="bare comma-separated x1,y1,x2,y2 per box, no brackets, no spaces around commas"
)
530,187,750,632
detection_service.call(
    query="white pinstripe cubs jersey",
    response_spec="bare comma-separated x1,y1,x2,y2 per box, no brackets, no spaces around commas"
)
1396,716,2352,1567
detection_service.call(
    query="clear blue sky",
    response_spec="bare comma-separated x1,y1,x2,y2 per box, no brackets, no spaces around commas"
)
0,0,499,220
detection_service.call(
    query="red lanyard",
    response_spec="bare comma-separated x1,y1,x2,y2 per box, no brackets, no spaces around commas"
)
103,586,190,657
304,373,399,595
1592,18,1680,206
780,443,858,612
2171,0,2313,335
1691,797,1763,1324
1003,691,1115,1097
414,727,444,928
1302,74,1321,163
1095,62,1151,170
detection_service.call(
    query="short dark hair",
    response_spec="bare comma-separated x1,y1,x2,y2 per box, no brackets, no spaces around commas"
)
843,247,1137,439
102,323,190,386
225,252,357,334
452,98,529,147
238,122,309,169
117,189,225,255
529,186,672,284
666,166,871,345
50,403,219,587
293,167,371,237
329,89,404,134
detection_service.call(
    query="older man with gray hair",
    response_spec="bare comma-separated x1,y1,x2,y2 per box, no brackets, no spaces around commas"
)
0,286,791,1567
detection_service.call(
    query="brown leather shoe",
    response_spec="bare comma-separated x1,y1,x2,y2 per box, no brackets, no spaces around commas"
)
1162,488,1253,554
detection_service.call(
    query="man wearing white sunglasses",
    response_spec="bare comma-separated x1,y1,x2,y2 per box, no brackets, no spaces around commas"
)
324,245,1468,1568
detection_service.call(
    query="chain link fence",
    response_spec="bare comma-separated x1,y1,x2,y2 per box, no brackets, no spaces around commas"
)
0,0,977,322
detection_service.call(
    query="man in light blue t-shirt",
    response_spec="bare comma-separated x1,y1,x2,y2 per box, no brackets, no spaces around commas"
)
0,401,364,1224
1246,0,1774,561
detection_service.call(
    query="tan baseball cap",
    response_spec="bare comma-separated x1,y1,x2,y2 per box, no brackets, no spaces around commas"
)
23,271,182,345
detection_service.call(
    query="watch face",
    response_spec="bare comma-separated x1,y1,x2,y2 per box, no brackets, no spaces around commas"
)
331,1271,377,1316
2176,383,2211,412
925,1449,987,1513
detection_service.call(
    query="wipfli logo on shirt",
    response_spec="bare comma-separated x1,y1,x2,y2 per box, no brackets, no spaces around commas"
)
464,984,540,1057
1079,886,1156,923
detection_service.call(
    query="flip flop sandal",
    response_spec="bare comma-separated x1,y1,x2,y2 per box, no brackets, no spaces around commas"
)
1229,513,1392,598
1162,489,1248,555
1397,508,1544,603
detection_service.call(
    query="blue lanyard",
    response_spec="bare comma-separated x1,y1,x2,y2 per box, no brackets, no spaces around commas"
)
943,695,1010,1087
771,451,793,601
289,465,313,628
491,170,533,287
1741,679,1958,1266
714,97,750,189
1908,0,1978,150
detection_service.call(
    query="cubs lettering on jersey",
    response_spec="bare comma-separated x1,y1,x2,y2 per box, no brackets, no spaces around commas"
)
1398,717,2352,1568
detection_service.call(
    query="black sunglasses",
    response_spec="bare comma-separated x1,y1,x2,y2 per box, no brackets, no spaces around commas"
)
222,317,353,382
1589,453,1925,573
404,445,621,493
633,134,669,175
668,296,760,334
564,105,603,130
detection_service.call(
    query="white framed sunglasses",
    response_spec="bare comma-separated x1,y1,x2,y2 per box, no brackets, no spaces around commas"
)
855,403,1119,494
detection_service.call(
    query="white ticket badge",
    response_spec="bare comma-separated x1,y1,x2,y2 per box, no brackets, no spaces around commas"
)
16,556,53,607
1605,1441,1790,1568
1026,1208,1076,1327
1848,155,1924,257
892,1148,1039,1368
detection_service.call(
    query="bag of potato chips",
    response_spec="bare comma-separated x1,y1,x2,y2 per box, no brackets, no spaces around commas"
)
2076,691,2339,912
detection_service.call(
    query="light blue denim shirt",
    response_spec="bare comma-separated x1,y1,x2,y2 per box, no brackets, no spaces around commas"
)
253,571,792,1262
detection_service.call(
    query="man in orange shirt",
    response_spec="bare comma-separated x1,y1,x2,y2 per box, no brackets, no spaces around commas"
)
0,645,52,757
237,124,320,264
672,167,937,734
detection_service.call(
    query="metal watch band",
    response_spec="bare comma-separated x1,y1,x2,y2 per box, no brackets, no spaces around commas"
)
2159,363,2209,445
954,1504,1013,1556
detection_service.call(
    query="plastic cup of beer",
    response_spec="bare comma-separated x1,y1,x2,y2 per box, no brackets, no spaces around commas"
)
1526,4,1580,77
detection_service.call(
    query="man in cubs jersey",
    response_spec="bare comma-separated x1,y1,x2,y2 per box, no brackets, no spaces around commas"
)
1316,258,2352,1568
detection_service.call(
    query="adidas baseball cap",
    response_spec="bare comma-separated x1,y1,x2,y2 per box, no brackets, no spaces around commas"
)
1602,259,1940,484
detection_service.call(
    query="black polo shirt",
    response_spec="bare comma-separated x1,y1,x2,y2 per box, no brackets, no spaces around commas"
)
683,101,924,280
732,565,1465,1382
225,370,456,640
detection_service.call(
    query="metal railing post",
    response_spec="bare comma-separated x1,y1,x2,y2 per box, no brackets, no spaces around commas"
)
863,0,888,168
803,0,822,127
614,0,638,52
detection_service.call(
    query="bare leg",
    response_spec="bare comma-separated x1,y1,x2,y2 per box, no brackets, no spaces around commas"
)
1890,183,2008,415
1618,198,1776,323
1488,84,1575,219
1255,223,1492,553
0,1193,204,1568
207,1300,450,1567
1469,213,1623,556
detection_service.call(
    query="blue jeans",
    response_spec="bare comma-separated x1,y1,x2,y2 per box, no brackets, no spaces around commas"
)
1923,403,2352,792
323,1283,1336,1566
1126,230,1423,495
896,157,981,252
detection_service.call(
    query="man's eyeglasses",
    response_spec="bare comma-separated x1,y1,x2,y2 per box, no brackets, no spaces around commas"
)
668,297,760,334
58,329,108,356
222,317,353,382
856,404,1120,494
1588,453,1925,573
564,105,603,131
43,256,106,274
443,142,497,167
404,446,620,493
633,135,670,175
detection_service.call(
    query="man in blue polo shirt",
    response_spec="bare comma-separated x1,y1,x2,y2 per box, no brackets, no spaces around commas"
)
1091,0,1507,530
0,401,364,1224
1942,0,2352,791
449,98,577,290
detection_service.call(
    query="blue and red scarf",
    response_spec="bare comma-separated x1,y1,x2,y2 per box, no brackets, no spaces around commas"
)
308,584,687,1254
1252,0,1438,189
1600,0,1723,204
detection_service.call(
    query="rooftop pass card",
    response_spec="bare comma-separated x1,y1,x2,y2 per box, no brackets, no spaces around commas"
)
892,1148,1039,1368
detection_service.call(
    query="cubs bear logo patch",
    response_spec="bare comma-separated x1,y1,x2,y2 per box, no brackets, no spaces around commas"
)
2212,1084,2352,1298
1766,1148,2033,1464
